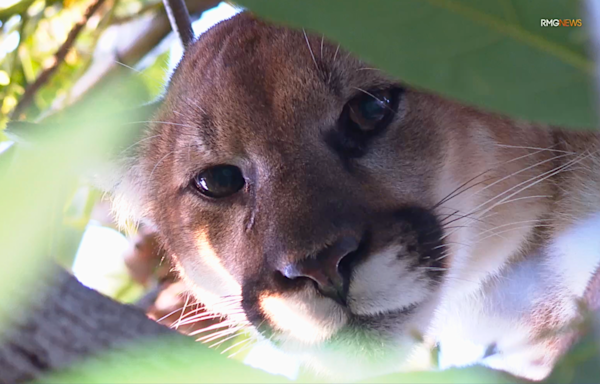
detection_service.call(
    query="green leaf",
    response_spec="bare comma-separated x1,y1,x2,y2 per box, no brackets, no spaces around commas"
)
38,336,290,384
362,366,520,384
237,0,596,129
0,74,148,329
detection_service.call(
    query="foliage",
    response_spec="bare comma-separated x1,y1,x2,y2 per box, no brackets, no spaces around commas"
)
1,0,599,383
0,0,164,128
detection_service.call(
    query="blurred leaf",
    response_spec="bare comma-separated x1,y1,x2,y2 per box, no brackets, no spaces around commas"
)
0,72,146,328
0,70,10,85
140,49,169,98
361,366,519,384
0,0,35,23
544,318,600,384
112,278,145,303
40,335,290,384
238,0,596,129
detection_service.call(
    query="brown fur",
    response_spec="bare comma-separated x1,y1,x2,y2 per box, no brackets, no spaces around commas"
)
109,13,600,380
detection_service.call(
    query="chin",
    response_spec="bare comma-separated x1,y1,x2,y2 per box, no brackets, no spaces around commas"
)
248,285,442,381
266,320,436,381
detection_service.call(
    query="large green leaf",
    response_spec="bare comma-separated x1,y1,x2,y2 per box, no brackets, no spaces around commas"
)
237,0,596,129
0,74,149,329
39,336,289,384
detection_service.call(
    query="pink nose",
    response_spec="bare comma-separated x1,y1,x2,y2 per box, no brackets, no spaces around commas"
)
280,236,360,305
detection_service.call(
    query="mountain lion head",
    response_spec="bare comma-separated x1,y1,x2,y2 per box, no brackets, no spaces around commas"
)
109,13,600,380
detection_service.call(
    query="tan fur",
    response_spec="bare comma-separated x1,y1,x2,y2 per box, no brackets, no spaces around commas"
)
107,13,600,381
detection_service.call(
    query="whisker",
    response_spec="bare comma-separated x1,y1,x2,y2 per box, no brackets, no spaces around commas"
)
228,338,257,358
188,320,239,336
456,153,582,226
434,145,569,212
209,332,246,349
433,170,496,210
198,325,249,343
494,144,577,155
123,120,198,129
222,337,253,355
320,34,324,60
174,293,192,330
351,86,396,113
473,153,589,219
174,314,222,328
476,224,555,244
302,29,319,71
156,305,190,324
477,217,553,236
158,300,205,325
333,43,341,62
118,134,161,155
440,152,587,244
149,150,175,178
172,310,224,327
477,195,553,221
114,60,166,88
467,153,573,203
175,310,245,327
440,211,489,227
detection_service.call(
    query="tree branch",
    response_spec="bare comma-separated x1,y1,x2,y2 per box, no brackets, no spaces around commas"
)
38,0,219,119
0,265,178,383
9,0,108,120
162,0,194,48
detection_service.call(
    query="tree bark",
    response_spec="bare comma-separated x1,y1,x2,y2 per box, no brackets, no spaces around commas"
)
0,265,179,384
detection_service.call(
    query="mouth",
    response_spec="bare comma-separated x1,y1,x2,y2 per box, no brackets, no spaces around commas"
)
244,209,444,347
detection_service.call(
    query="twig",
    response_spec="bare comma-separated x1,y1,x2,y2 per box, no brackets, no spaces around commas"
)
44,0,218,117
162,0,194,48
9,0,108,120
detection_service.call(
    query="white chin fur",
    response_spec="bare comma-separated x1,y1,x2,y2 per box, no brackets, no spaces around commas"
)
260,288,347,345
348,246,430,315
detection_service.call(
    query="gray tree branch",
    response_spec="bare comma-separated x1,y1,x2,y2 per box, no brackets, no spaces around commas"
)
0,265,179,383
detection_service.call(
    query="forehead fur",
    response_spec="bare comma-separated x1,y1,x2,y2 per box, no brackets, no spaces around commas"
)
159,12,396,151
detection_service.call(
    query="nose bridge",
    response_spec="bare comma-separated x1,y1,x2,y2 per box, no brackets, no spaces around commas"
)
256,149,360,263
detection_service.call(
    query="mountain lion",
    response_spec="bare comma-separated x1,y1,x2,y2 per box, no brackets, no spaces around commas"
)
106,13,600,381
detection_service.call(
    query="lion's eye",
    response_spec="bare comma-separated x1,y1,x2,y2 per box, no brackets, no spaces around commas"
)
347,89,394,131
194,165,245,198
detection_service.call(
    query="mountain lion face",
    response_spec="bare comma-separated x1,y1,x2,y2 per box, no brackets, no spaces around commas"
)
112,13,600,380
